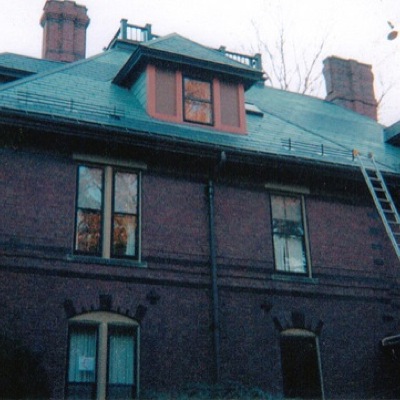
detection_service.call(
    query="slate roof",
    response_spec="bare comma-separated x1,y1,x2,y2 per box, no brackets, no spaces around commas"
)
0,53,62,75
0,40,399,175
143,34,260,73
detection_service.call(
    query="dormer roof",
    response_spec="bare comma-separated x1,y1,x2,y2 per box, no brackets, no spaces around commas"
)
112,33,264,89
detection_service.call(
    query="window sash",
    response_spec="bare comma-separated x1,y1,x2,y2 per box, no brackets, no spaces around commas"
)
75,166,104,256
111,171,139,258
67,326,98,400
74,165,140,260
271,195,308,274
280,335,323,399
183,77,213,125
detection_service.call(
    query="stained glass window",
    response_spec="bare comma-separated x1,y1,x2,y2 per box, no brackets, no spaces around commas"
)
183,77,213,124
271,195,308,273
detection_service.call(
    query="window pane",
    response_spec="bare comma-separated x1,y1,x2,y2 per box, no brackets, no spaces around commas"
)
108,332,135,385
271,195,302,222
281,335,322,399
184,100,212,124
112,215,137,257
68,329,97,383
114,172,138,214
273,235,307,273
77,166,103,210
184,78,211,100
75,210,102,254
271,195,308,274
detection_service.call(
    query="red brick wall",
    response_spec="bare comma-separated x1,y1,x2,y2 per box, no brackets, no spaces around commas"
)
0,146,399,398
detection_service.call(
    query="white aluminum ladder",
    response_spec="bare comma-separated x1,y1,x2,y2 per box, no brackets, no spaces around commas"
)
354,150,400,262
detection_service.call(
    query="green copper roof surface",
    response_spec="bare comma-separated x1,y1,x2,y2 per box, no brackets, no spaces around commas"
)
0,53,62,74
0,45,399,174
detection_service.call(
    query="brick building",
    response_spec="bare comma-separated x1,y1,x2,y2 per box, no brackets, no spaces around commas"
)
1,1,400,399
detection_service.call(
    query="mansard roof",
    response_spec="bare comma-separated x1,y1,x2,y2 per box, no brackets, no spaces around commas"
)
0,39,399,175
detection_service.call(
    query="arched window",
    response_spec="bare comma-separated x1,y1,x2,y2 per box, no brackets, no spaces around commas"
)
280,329,324,399
66,312,140,400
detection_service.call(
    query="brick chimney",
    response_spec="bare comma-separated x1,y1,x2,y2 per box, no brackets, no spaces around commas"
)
323,56,378,120
40,0,90,63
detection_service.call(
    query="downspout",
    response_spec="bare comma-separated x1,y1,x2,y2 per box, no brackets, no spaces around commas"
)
208,151,226,384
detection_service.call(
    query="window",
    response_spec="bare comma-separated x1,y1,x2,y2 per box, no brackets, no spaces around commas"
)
280,330,323,399
271,194,309,274
147,66,246,134
74,165,140,260
66,313,139,400
183,77,213,125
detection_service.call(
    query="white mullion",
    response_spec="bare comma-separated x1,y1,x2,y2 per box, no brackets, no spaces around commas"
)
102,167,113,259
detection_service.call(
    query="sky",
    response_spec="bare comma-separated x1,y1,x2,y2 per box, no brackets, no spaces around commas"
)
0,0,399,126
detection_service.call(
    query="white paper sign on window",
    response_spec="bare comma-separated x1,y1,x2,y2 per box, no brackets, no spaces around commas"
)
78,356,95,372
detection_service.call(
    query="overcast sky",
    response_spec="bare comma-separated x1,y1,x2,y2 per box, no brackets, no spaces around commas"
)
1,0,399,125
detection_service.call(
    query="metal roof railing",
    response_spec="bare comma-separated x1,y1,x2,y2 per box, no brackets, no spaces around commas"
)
218,46,263,70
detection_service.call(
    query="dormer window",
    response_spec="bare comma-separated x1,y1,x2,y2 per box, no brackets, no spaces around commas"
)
146,65,247,134
183,77,213,125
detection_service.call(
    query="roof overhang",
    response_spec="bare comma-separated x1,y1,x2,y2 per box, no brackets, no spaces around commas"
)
112,42,264,89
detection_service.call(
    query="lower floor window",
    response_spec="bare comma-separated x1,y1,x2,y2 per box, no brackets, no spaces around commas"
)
280,330,323,399
66,313,139,400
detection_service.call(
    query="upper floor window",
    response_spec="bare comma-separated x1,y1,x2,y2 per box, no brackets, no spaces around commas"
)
74,164,140,260
147,65,246,134
66,312,139,400
183,77,213,125
271,194,310,274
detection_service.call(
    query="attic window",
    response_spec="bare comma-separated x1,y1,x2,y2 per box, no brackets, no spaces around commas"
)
183,77,213,125
147,65,247,134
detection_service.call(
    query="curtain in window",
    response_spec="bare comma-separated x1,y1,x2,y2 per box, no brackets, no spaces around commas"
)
108,330,135,399
68,329,97,383
108,332,135,385
271,195,307,273
273,235,306,272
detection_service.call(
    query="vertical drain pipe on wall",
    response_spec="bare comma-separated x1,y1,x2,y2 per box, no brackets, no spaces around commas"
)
208,151,226,384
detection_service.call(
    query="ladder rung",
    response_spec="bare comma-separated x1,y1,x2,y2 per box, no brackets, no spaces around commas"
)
378,199,390,203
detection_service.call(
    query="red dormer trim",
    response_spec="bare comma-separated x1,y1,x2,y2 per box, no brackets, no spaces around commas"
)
147,64,247,135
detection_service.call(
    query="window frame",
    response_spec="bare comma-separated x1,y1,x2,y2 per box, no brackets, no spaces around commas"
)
147,65,247,134
280,329,324,400
182,75,214,126
66,323,99,400
66,312,140,400
73,155,145,263
270,192,311,276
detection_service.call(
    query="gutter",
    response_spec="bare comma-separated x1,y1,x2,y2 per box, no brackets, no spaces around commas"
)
207,151,226,383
